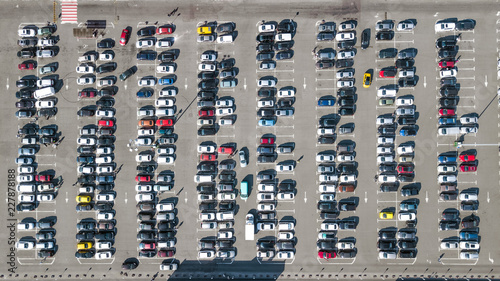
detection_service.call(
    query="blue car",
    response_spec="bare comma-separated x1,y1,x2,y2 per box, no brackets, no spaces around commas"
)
459,231,478,240
136,90,153,98
438,155,456,163
258,118,275,127
399,126,417,136
438,118,456,125
318,98,335,106
159,77,174,85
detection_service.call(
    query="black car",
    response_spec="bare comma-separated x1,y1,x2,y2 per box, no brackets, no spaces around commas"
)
256,33,274,43
377,240,397,250
122,260,139,270
216,22,235,33
274,41,294,51
440,97,459,107
378,125,396,135
277,20,295,33
318,136,335,144
395,59,415,68
218,59,235,69
219,172,236,181
439,220,460,230
380,183,399,192
38,108,57,118
379,164,396,173
337,163,356,174
120,67,137,81
317,202,336,211
256,52,273,61
219,202,235,211
258,108,274,117
360,29,370,49
137,165,156,173
158,51,176,62
376,31,394,40
256,43,273,52
77,155,94,164
317,32,334,41
336,59,354,68
17,48,36,58
456,19,475,31
258,87,276,98
139,250,156,258
401,185,419,196
16,79,36,88
338,221,356,230
257,240,275,250
198,80,217,90
198,162,217,172
198,71,218,80
96,63,117,74
320,211,339,220
398,78,417,87
95,232,115,240
398,117,416,125
379,229,396,239
257,155,276,163
338,97,355,106
441,77,457,86
438,46,459,59
198,127,216,136
75,250,94,258
338,40,356,49
76,231,95,240
18,125,37,135
436,36,458,49
199,202,216,211
197,91,216,99
158,231,176,240
338,201,357,211
77,108,95,117
16,99,35,109
277,98,294,108
17,203,36,212
338,250,356,258
39,127,56,136
461,201,479,211
398,174,414,182
97,97,115,107
137,231,156,240
16,88,35,99
278,181,295,192
276,50,293,60
99,126,114,134
440,86,459,97
379,48,398,59
137,27,155,37
97,39,115,48
197,185,215,194
399,250,417,259
319,118,336,127
337,88,355,97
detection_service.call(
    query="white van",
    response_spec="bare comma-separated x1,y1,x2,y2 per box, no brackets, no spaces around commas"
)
217,34,234,43
17,184,36,193
34,87,55,99
194,174,214,183
275,33,292,42
154,184,173,192
257,183,275,192
278,222,295,231
156,107,175,117
438,127,460,135
216,211,234,221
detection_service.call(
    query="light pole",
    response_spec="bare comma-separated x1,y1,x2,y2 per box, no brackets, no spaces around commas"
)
292,12,299,21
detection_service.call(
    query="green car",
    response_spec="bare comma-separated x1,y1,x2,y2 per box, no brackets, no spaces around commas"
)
379,98,394,106
38,26,54,36
39,65,56,75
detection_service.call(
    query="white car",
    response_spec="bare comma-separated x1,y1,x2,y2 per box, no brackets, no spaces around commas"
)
339,174,356,183
138,77,156,86
460,251,479,260
97,165,114,174
257,222,275,231
200,53,216,62
319,174,337,182
339,22,356,31
97,147,113,154
336,32,355,41
157,203,174,211
217,250,236,258
395,107,415,116
459,193,478,201
397,21,415,31
438,175,457,183
319,193,335,202
199,212,215,221
135,193,154,202
217,231,233,239
95,251,113,260
319,184,336,193
78,166,94,174
376,117,394,125
321,222,338,231
76,65,95,74
379,251,397,259
37,193,54,202
18,194,35,202
337,50,355,59
77,136,96,145
198,63,216,72
397,145,414,154
136,39,154,48
379,175,397,183
97,212,115,220
135,185,152,192
337,80,354,88
460,116,478,124
18,28,36,37
136,154,152,162
440,68,457,78
257,203,275,211
217,193,235,200
378,137,394,145
156,39,172,48
336,70,354,79
317,128,335,135
275,164,294,172
435,21,456,32
337,242,355,249
278,88,295,97
461,126,478,134
157,65,175,74
96,193,115,202
99,52,114,61
159,88,177,96
138,129,154,136
78,54,97,62
216,108,233,116
98,78,114,87
316,154,335,163
216,100,234,107
37,79,54,87
278,232,294,240
18,166,34,174
440,241,459,249
377,155,394,164
257,193,275,201
377,88,397,98
276,251,294,260
257,184,275,192
277,192,294,200
219,119,233,126
258,78,276,87
398,69,414,78
396,97,414,106
17,174,33,183
336,154,354,162
17,222,35,230
459,241,480,250
197,145,216,153
258,24,276,32
77,77,95,85
438,165,456,173
398,212,416,221
155,98,175,107
377,146,393,154
96,241,112,250
16,240,35,250
96,109,114,117
217,34,234,43
198,250,215,259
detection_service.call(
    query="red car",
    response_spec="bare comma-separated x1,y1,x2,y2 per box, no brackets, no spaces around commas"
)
318,251,336,259
439,108,455,116
439,60,455,68
218,146,234,154
156,26,173,35
198,109,214,117
35,175,52,182
135,175,151,182
156,118,173,127
119,28,130,46
98,120,114,127
260,137,275,144
460,163,477,172
200,154,217,161
18,62,35,70
78,89,97,98
378,67,397,78
158,250,174,257
459,154,475,162
397,164,414,174
140,242,156,250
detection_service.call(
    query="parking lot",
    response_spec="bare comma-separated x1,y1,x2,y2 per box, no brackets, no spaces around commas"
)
3,0,500,280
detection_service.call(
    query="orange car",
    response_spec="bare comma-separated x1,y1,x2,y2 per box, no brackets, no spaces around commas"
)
138,120,154,127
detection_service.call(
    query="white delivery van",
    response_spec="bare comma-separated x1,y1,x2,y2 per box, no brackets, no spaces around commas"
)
194,174,214,183
34,87,55,99
438,127,460,136
216,211,234,221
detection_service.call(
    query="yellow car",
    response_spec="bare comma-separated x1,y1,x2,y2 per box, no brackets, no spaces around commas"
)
76,195,91,203
379,211,394,219
197,26,212,35
363,72,372,88
77,242,94,250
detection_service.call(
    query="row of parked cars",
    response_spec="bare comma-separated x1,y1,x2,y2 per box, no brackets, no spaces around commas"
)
197,22,236,43
256,19,296,68
16,219,56,258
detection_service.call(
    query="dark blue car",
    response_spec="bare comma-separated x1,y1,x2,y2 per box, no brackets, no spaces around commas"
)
438,118,457,125
318,98,335,106
136,90,153,98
